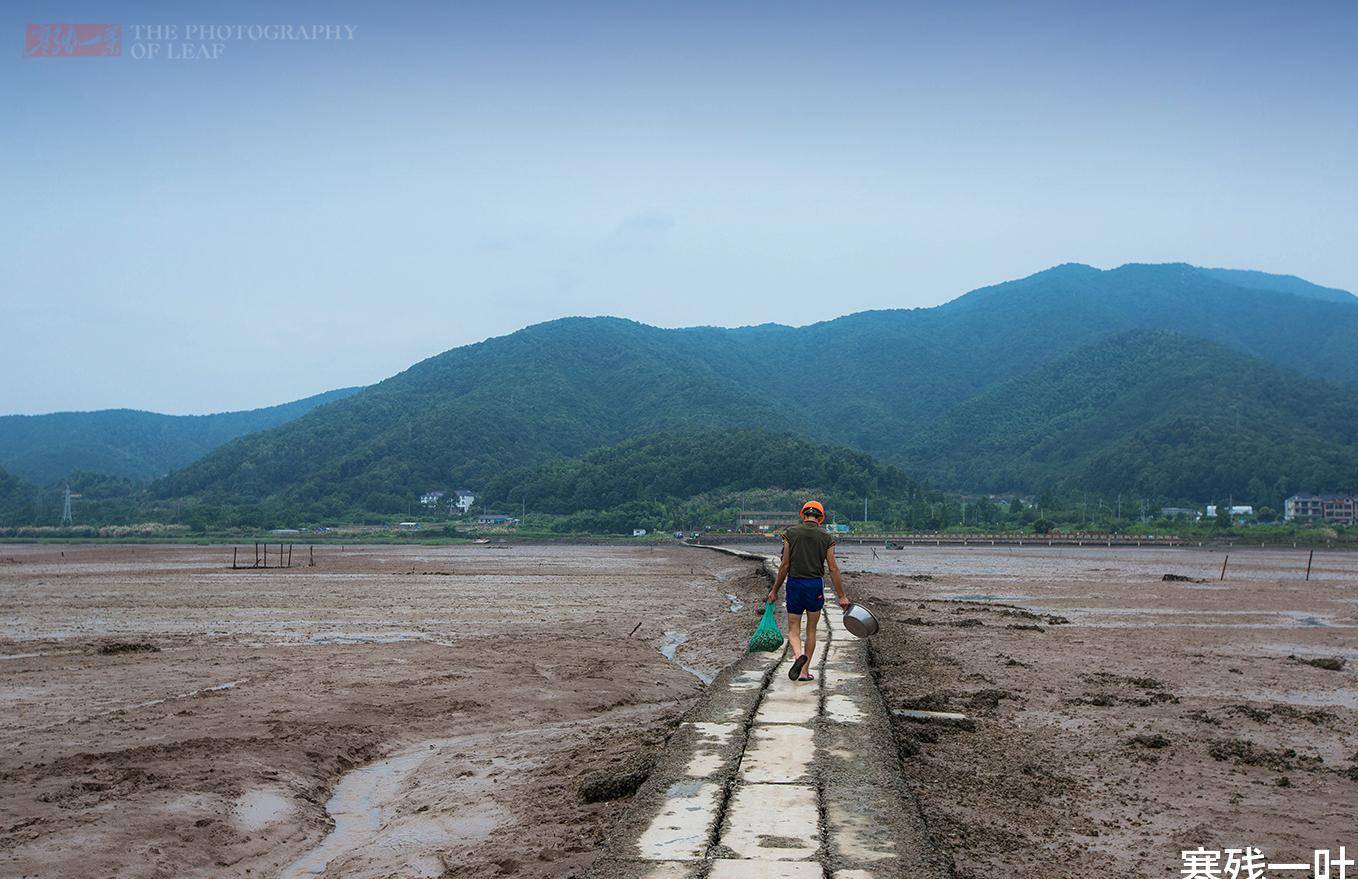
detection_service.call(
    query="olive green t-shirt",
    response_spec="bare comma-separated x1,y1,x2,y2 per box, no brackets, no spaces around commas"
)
783,521,836,578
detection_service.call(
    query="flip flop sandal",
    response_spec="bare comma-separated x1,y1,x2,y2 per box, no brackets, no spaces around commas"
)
798,673,816,682
788,654,809,681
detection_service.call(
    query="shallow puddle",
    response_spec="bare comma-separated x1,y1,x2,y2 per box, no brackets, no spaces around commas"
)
656,631,715,685
657,630,689,660
280,745,436,878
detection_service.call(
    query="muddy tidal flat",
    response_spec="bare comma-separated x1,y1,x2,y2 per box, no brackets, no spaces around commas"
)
822,543,1358,878
2,541,1355,879
0,544,766,879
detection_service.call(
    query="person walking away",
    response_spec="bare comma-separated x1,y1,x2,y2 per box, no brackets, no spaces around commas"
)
767,500,850,682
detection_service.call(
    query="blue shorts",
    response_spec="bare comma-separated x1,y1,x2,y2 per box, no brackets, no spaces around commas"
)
785,577,825,615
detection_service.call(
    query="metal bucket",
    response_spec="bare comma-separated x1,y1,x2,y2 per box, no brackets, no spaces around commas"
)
841,603,879,638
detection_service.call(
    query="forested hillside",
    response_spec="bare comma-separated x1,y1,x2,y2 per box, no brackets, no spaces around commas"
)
139,263,1358,517
900,330,1358,501
0,468,35,524
473,428,921,533
481,428,919,512
152,319,786,521
0,387,362,484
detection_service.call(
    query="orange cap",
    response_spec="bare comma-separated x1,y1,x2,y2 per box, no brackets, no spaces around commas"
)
800,500,825,519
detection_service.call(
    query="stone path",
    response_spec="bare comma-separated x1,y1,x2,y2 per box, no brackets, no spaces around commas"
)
589,551,947,879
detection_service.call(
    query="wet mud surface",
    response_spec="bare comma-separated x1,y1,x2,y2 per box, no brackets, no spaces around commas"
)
0,543,768,879
849,546,1358,878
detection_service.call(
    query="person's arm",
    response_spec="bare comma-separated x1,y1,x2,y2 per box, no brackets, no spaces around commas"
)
768,537,791,603
826,544,850,610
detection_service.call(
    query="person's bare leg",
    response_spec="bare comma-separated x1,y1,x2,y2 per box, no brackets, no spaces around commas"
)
800,610,820,678
787,611,803,658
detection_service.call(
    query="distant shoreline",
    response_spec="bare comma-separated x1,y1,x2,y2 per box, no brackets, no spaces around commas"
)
2,534,1357,552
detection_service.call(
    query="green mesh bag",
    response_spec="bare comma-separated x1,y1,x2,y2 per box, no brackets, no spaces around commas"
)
748,601,785,653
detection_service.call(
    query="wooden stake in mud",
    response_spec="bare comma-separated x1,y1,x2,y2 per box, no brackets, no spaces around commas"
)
233,546,237,569
309,545,315,567
1305,549,1314,581
1219,554,1229,581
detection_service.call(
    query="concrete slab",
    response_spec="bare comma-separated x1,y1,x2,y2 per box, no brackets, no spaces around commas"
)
827,798,897,863
753,690,818,725
707,700,757,724
822,653,858,671
765,667,806,693
709,860,824,879
674,722,740,778
823,669,866,687
729,670,767,689
684,751,724,777
720,783,819,860
824,694,865,724
636,781,722,861
739,724,814,783
688,722,739,743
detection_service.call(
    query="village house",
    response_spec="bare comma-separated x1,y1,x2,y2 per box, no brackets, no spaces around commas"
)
452,490,476,514
419,490,445,507
1285,493,1356,525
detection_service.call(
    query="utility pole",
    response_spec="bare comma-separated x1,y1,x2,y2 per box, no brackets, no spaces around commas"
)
863,496,868,523
61,485,73,525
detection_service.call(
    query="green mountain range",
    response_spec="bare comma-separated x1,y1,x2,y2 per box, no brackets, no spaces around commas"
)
5,261,1355,524
0,387,361,485
900,330,1358,500
145,262,1357,516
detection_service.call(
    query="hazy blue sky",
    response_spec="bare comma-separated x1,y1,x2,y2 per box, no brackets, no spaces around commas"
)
4,0,1356,414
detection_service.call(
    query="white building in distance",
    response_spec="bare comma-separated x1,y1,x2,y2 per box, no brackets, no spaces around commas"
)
452,490,475,514
1205,504,1254,519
